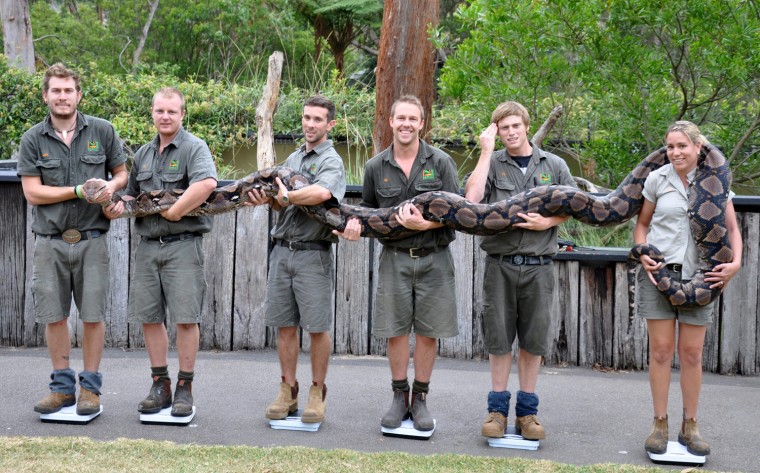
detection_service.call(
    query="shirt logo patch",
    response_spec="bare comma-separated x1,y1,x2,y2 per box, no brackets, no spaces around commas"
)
539,173,551,184
169,159,179,170
310,163,317,174
423,169,435,180
88,141,100,152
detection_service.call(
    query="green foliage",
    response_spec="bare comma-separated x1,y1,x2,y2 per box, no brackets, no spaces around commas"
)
0,55,260,165
436,0,760,189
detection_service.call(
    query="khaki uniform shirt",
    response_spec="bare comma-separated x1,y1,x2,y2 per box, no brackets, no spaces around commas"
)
127,127,218,237
361,139,459,250
478,145,575,256
642,164,734,279
17,113,126,234
271,140,346,243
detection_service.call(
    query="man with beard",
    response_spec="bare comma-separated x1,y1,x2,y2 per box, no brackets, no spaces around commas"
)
247,95,346,424
18,63,128,416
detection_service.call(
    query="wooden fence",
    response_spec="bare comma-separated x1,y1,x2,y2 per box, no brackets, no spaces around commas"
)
1,176,758,375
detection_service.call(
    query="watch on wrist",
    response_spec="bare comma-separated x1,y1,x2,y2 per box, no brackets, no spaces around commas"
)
281,191,289,204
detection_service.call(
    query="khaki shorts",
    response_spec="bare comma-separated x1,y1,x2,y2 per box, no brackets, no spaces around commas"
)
265,245,334,333
636,268,714,325
129,237,206,324
32,235,109,324
481,256,554,356
372,247,459,339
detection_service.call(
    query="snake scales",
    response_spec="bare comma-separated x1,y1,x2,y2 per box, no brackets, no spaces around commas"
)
86,143,733,307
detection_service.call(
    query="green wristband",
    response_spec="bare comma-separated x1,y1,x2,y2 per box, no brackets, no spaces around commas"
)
75,185,85,199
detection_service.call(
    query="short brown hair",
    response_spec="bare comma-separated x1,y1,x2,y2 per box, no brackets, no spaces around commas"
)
153,87,185,111
490,101,530,128
304,95,336,122
391,95,425,121
42,63,81,92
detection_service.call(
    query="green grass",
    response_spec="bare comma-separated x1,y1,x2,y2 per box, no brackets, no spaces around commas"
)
0,436,697,473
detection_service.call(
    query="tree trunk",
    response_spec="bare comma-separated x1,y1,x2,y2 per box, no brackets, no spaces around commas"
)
131,0,159,74
372,0,440,152
255,51,284,170
1,0,35,73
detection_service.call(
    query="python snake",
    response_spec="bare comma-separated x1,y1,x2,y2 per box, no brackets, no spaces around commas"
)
86,143,733,307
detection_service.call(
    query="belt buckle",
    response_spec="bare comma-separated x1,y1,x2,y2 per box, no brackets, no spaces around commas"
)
512,255,525,265
158,235,169,244
288,241,296,251
62,229,82,244
409,248,420,258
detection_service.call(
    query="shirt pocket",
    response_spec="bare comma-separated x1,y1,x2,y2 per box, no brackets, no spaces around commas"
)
414,179,443,193
36,158,64,186
80,154,107,179
160,172,185,190
376,185,402,208
492,178,517,200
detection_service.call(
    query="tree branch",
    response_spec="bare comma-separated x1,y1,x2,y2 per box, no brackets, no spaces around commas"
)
132,0,160,74
531,105,564,148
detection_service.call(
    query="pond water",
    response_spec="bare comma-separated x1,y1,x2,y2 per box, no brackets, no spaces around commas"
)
222,141,758,195
222,141,582,185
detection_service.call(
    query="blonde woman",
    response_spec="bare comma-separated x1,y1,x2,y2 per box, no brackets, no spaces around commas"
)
634,121,742,455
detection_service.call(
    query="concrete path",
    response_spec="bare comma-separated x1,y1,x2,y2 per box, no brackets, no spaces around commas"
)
2,347,757,472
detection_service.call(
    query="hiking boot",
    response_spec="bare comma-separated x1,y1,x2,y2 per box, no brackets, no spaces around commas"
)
380,389,409,429
515,414,546,440
76,387,101,415
301,383,327,423
171,379,194,417
410,392,434,431
137,376,172,414
265,381,299,420
481,411,507,438
34,392,75,414
644,415,668,454
678,417,710,456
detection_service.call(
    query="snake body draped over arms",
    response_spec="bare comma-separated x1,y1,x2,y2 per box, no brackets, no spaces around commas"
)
86,143,733,308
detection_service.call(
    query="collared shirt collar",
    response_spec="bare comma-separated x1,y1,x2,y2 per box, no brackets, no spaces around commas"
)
298,139,334,158
381,138,433,163
42,111,87,137
149,126,187,151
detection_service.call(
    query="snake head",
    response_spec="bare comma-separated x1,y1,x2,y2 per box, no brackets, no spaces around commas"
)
82,179,110,204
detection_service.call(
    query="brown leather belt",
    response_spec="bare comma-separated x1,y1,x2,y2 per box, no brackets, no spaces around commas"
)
389,247,440,258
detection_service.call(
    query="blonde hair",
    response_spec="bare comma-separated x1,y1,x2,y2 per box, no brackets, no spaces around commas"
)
153,87,185,111
42,63,81,92
491,101,530,128
665,120,709,146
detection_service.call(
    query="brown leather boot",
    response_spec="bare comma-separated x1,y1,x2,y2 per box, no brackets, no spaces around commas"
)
481,411,507,438
515,414,546,440
34,392,75,414
644,415,668,454
171,379,194,417
301,383,327,423
678,417,710,456
265,380,298,420
410,392,434,431
137,376,172,413
380,389,409,429
76,387,101,415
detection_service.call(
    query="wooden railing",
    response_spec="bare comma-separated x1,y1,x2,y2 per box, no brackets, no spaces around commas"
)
1,171,758,375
